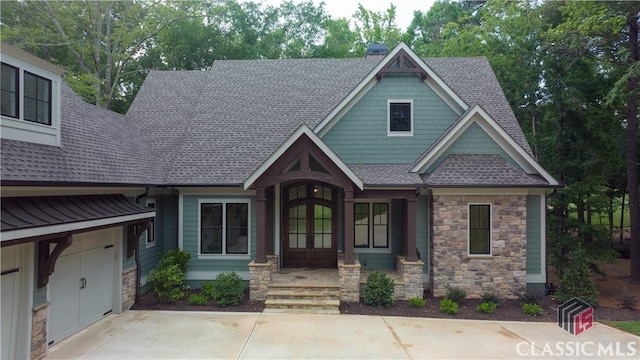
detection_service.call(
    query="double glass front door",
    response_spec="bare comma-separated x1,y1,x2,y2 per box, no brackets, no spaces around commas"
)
283,183,337,268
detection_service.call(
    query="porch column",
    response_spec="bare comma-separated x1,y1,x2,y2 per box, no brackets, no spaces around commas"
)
265,186,274,255
405,197,418,261
343,187,355,265
255,187,267,263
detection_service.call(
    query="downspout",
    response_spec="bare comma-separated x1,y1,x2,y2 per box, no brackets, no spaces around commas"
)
133,188,150,305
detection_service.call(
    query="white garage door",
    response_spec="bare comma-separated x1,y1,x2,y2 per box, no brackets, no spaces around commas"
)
1,244,31,360
48,228,117,346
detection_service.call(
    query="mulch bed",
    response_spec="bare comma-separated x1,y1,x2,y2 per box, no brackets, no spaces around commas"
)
132,289,639,322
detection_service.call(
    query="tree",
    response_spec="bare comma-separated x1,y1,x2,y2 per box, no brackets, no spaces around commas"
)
351,4,403,55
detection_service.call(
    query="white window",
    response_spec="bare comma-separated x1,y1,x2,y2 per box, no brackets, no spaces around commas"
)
198,199,250,258
143,199,156,248
387,99,413,136
354,201,390,252
468,204,491,255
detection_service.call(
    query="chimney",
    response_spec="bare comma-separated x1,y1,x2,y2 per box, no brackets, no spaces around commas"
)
366,43,388,59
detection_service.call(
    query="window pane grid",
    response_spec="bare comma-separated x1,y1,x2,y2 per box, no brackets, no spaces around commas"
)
354,203,369,248
23,71,51,125
1,62,18,118
354,202,389,249
226,203,248,254
469,205,490,255
201,202,249,255
389,102,411,132
372,203,389,248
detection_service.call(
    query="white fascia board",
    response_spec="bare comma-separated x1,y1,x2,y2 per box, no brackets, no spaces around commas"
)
411,105,559,186
243,124,364,190
0,211,156,242
315,42,468,137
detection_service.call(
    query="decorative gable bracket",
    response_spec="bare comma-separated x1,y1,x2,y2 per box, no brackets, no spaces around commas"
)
376,49,427,81
37,234,72,288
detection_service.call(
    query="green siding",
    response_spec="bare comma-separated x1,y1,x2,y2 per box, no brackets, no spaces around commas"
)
322,74,458,163
182,195,256,279
426,122,519,173
526,195,542,274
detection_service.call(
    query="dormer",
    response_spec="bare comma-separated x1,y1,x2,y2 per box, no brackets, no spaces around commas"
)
1,42,64,147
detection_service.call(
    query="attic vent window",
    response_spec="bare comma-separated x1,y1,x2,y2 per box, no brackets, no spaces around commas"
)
388,100,413,136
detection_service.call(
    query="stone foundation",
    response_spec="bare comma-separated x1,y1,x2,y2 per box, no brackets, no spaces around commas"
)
122,267,137,310
31,303,48,360
396,256,424,299
338,258,361,302
249,260,274,300
431,195,527,299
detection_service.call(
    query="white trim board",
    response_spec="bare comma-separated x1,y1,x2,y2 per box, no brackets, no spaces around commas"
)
243,124,364,190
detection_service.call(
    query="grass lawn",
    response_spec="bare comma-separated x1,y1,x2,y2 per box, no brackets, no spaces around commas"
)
601,321,640,336
569,206,631,228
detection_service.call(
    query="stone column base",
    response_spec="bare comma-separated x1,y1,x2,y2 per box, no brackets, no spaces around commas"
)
31,302,48,360
266,255,279,275
397,256,424,299
338,258,361,303
249,260,273,301
122,266,137,310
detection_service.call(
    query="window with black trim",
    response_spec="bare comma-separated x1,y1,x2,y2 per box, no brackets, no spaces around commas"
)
1,62,19,118
200,202,249,255
354,202,389,249
388,101,412,134
469,204,491,255
144,200,156,247
23,71,51,125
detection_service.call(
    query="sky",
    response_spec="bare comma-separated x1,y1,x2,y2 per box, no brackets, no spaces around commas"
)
244,0,437,31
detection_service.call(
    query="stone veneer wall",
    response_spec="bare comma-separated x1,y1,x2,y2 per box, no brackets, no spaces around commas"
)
431,195,527,299
249,260,274,300
338,258,360,302
396,256,424,299
122,267,137,310
31,303,47,360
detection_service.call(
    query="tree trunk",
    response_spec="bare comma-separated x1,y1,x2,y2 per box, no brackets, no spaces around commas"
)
626,11,640,282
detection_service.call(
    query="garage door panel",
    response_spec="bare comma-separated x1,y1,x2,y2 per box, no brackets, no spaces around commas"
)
49,253,81,344
80,246,113,326
1,268,19,359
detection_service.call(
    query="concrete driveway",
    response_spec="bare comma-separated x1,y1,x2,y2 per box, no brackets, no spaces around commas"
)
45,311,639,359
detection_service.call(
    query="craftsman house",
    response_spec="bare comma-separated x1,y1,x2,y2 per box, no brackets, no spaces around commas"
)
1,41,558,359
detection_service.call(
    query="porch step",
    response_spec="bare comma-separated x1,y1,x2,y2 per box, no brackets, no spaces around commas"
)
265,284,341,313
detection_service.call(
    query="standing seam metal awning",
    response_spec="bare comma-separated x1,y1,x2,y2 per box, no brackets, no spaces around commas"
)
1,194,155,242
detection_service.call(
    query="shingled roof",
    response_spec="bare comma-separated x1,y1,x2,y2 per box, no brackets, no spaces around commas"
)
2,50,543,187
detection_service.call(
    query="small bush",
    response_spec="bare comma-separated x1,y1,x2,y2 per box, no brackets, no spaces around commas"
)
480,291,500,306
445,286,467,303
615,290,640,310
188,293,208,305
476,301,497,314
522,303,543,316
408,297,425,308
201,281,216,300
157,248,191,273
555,249,599,306
519,288,544,305
212,272,245,307
439,298,458,315
363,270,395,308
148,264,188,303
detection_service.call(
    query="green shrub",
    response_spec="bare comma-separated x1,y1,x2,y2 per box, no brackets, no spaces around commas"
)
480,291,500,306
148,264,188,303
519,288,545,305
212,272,245,307
363,270,395,307
201,281,216,300
188,293,208,305
615,289,640,310
522,303,543,316
408,297,425,308
445,286,467,303
555,249,599,306
439,298,458,315
476,301,497,314
159,248,191,273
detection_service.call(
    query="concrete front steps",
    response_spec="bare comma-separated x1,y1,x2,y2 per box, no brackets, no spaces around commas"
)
264,284,341,314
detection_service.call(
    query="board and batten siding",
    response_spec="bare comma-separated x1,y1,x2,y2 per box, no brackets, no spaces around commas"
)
425,122,520,173
322,74,458,163
526,194,545,285
181,194,256,286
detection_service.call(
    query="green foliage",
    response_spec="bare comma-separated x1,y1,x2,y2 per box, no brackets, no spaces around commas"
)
519,288,545,306
601,321,640,336
363,270,395,308
521,303,543,316
212,272,245,307
555,248,599,306
148,248,190,303
439,298,458,315
188,293,207,306
476,302,497,314
148,264,188,303
201,281,216,300
480,291,500,306
615,289,640,310
408,297,425,308
445,286,466,303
